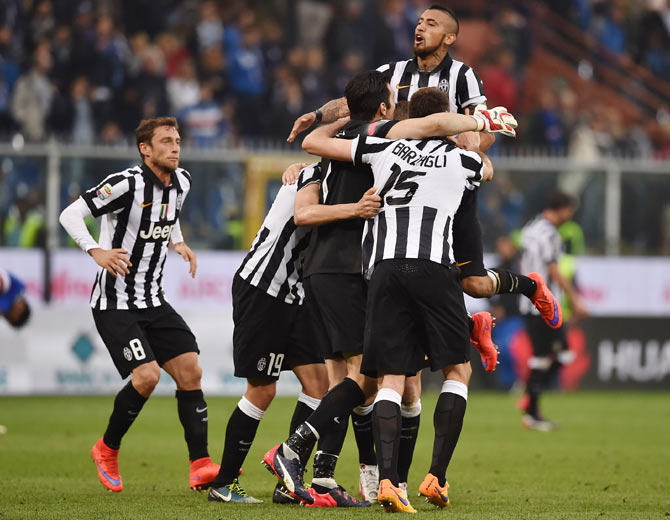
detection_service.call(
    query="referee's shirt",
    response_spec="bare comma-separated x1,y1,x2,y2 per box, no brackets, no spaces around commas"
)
377,54,486,113
81,164,190,310
519,215,562,315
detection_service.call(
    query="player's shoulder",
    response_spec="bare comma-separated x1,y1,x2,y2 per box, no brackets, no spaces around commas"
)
175,167,192,187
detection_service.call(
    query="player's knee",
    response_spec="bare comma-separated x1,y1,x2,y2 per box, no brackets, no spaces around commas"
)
246,380,276,409
461,276,493,298
132,364,161,394
402,376,421,404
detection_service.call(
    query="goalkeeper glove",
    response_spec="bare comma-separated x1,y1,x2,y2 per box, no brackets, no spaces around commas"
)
472,104,518,137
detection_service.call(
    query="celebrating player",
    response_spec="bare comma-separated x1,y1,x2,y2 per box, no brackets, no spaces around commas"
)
59,117,219,492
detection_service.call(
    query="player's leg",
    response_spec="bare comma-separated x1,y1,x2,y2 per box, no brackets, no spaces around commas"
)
90,309,159,492
398,373,422,496
419,362,472,507
4,296,31,328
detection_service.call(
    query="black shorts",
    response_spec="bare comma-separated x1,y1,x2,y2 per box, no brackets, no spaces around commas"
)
524,314,568,357
361,259,471,378
453,188,486,278
232,274,323,381
92,302,199,379
305,273,366,359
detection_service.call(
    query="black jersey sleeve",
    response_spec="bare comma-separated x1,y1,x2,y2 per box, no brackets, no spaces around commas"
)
297,162,322,191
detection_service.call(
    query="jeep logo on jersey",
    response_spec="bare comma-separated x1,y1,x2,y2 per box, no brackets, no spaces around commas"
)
139,220,176,241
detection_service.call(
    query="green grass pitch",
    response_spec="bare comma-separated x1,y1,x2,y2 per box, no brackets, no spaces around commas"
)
1,391,668,519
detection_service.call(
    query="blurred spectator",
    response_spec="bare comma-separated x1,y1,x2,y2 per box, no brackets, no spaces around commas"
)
0,25,20,134
480,49,519,114
196,0,224,51
48,75,94,144
178,82,229,147
167,58,200,113
526,86,566,150
10,41,53,141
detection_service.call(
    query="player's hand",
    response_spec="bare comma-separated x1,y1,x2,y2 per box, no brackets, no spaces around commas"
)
282,162,308,185
472,104,518,137
356,187,381,218
288,111,317,142
89,248,131,278
174,242,197,278
453,131,481,151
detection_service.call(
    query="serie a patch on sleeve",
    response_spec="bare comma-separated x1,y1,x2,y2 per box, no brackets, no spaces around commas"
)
97,183,113,200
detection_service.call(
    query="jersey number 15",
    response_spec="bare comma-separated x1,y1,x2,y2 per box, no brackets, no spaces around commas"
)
378,163,426,207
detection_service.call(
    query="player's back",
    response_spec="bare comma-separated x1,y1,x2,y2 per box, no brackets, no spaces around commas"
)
303,119,397,277
353,135,483,275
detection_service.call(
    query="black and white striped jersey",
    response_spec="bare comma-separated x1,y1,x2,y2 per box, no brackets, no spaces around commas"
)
236,163,320,305
80,164,190,310
352,135,483,277
519,215,562,315
377,55,486,113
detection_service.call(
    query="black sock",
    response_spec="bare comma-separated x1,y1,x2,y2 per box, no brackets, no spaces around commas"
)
488,268,537,297
213,405,260,487
289,400,319,464
312,451,339,492
467,313,474,333
526,368,545,418
289,400,315,435
284,423,319,463
176,389,209,461
304,377,365,434
398,414,420,483
429,392,467,487
372,400,401,486
103,381,147,449
352,408,377,465
315,411,350,456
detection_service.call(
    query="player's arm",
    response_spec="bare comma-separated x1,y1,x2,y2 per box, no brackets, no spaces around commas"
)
302,118,354,162
294,184,380,226
460,149,494,182
547,262,588,318
59,198,131,278
287,97,350,143
169,220,196,278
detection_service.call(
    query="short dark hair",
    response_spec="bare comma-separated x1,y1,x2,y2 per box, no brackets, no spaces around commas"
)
409,87,450,118
546,191,577,211
8,299,30,329
394,101,410,121
135,117,179,159
344,70,391,122
428,4,459,35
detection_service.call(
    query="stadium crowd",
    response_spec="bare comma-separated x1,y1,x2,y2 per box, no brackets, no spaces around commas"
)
1,0,669,154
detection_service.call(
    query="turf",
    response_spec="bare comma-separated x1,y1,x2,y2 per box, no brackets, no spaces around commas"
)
0,392,668,519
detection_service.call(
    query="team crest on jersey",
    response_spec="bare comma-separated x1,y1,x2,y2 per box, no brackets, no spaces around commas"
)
257,357,267,372
438,78,449,93
123,347,133,361
96,183,113,200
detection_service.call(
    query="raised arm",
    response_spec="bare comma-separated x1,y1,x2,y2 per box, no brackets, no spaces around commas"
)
301,118,354,162
287,97,350,143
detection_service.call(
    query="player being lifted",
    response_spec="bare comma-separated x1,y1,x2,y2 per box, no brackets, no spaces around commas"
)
60,117,220,492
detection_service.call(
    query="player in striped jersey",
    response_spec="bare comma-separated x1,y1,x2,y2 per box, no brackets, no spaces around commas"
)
60,117,219,493
519,192,588,431
0,267,30,329
210,162,377,506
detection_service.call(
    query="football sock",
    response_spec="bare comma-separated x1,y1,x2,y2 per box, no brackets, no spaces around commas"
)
372,388,402,486
103,381,147,449
213,397,263,486
176,389,210,461
284,422,319,463
352,403,377,465
429,381,467,487
488,268,537,297
526,369,544,418
290,392,320,435
467,313,475,333
398,400,421,484
312,451,339,492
